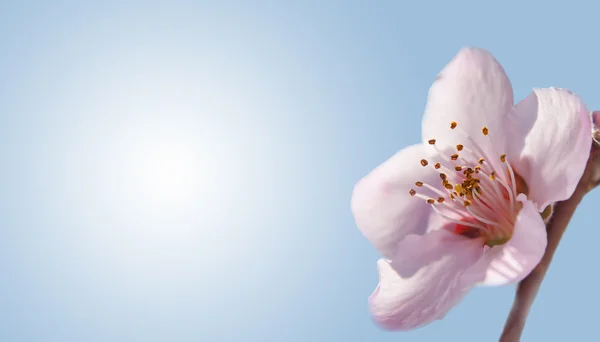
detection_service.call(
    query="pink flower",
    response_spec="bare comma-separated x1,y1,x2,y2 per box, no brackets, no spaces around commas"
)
351,47,591,330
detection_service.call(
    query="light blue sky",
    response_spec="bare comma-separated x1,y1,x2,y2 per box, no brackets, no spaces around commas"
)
1,1,598,341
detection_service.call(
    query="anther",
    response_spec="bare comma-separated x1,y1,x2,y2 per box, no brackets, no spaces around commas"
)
437,197,445,203
409,189,416,196
420,159,428,166
428,139,436,145
444,183,453,190
415,181,423,187
490,172,496,180
434,163,441,169
456,144,464,151
426,199,435,204
463,200,472,207
482,126,489,136
451,154,459,161
474,165,481,172
440,173,447,181
478,158,485,164
450,121,457,129
500,154,506,163
454,166,462,171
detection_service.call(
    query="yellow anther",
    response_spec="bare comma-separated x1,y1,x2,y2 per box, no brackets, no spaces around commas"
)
490,172,496,180
500,154,507,163
463,200,472,207
474,165,481,172
478,158,485,164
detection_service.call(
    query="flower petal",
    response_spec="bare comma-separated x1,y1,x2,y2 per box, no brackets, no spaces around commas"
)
369,229,484,330
351,144,441,258
506,88,591,210
422,47,514,160
462,194,547,286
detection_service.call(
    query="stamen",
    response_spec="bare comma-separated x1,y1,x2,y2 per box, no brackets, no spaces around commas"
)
472,190,513,229
476,170,508,211
420,182,451,198
504,158,518,213
430,205,486,230
466,206,502,228
409,123,521,246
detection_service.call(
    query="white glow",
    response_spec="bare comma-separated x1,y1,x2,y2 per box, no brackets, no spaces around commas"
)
129,139,199,203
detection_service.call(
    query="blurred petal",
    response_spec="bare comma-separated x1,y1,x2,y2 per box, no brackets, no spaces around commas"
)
506,88,591,210
369,229,484,330
462,195,547,286
351,144,440,258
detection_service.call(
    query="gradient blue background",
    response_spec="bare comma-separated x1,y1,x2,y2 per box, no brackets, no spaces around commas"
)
1,1,598,341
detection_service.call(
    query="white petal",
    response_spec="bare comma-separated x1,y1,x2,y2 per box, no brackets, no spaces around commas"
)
422,47,514,163
462,195,547,286
369,229,484,330
351,144,441,258
506,88,591,210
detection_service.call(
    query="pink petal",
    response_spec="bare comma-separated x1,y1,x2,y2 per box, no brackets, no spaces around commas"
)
421,47,514,161
351,144,441,258
369,229,485,330
462,194,547,286
506,88,591,210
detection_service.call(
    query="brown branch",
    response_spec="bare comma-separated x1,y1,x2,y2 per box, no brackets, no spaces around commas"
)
499,140,600,342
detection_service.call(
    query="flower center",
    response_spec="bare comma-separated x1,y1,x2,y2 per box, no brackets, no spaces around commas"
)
410,122,528,247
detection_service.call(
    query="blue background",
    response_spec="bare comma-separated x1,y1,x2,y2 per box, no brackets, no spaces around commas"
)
1,1,598,341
